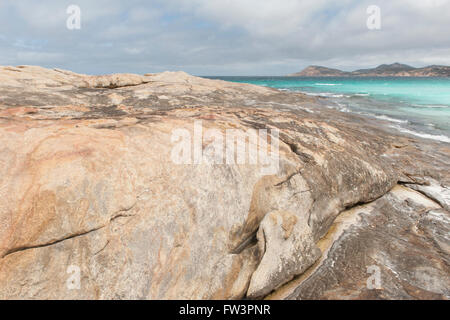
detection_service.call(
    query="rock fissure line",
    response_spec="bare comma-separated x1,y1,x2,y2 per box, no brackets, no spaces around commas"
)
230,231,258,255
97,81,152,89
93,240,110,256
1,226,104,259
1,201,139,259
274,171,302,187
109,202,139,222
398,182,445,209
404,186,441,205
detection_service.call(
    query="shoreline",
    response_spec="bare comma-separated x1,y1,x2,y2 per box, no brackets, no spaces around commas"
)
204,76,450,144
306,92,450,144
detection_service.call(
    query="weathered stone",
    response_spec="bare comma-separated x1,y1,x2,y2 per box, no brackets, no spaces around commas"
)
0,66,448,300
271,186,450,300
247,210,321,298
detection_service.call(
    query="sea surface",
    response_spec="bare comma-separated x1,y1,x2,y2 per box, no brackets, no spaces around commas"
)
205,76,450,143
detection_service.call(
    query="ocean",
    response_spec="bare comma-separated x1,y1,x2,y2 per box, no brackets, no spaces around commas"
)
206,76,450,143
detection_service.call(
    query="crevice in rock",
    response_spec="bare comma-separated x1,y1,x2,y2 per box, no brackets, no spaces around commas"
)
1,226,104,259
109,202,138,222
278,135,315,164
398,173,430,186
1,201,139,260
230,231,258,255
289,189,311,200
274,171,301,187
93,240,110,256
400,184,445,209
100,81,152,89
77,79,153,90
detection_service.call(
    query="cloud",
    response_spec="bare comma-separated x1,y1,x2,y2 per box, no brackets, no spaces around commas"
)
16,51,64,63
0,0,449,75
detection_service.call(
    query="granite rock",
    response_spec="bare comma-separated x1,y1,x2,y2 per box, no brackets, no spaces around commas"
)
0,66,448,299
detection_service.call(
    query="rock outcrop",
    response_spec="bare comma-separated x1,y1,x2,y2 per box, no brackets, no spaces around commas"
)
268,185,450,300
0,66,448,299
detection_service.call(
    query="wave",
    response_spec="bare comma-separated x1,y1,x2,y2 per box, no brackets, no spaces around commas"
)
300,91,329,97
412,104,449,109
333,107,409,125
314,83,342,86
301,91,347,98
294,89,449,142
300,90,372,99
390,125,450,143
334,102,350,112
373,115,408,124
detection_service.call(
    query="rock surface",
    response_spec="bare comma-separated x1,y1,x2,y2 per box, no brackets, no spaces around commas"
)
0,66,448,299
268,185,450,300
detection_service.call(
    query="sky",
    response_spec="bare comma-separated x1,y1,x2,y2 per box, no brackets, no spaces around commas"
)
0,0,449,75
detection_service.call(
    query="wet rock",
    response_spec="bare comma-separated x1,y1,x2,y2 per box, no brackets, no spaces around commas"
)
276,186,450,300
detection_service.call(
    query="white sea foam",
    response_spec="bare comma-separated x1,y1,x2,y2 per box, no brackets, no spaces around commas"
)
390,125,450,143
300,91,331,97
303,92,346,98
302,91,367,99
299,90,448,142
374,115,408,124
314,83,342,86
336,103,350,112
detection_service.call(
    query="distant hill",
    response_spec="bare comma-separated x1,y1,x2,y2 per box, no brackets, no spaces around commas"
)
287,63,450,77
287,65,348,77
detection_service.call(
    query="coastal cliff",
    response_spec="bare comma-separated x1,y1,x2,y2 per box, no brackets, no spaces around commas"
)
0,66,449,299
288,63,450,77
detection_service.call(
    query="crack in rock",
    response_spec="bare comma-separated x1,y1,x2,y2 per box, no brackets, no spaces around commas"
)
1,226,104,259
1,201,139,259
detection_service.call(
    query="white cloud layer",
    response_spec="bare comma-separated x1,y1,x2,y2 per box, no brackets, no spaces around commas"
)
0,0,449,75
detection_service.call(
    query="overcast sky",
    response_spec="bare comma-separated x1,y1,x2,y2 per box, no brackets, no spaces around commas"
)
1,0,449,75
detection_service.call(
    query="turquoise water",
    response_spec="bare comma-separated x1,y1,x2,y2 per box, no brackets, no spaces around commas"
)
206,76,450,143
